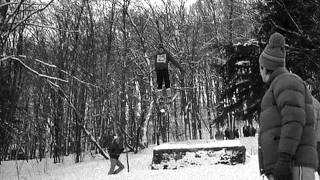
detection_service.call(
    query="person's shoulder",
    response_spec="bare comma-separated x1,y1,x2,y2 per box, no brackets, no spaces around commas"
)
274,73,305,92
313,96,320,107
312,97,320,115
276,72,302,82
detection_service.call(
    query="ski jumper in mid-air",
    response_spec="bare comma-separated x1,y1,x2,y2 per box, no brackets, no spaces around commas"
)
154,43,184,99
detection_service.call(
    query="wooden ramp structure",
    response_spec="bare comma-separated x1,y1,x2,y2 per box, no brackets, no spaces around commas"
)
151,139,246,170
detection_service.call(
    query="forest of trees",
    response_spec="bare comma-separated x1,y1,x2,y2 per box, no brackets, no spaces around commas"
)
0,0,319,164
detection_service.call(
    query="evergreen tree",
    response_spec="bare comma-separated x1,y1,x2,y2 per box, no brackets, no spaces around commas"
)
217,41,263,128
255,0,320,98
218,0,320,127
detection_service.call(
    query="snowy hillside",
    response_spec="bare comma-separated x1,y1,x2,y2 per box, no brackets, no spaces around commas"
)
1,136,318,180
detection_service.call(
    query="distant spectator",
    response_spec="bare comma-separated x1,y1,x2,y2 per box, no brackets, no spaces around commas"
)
53,143,60,163
229,130,235,139
243,125,250,137
225,128,236,140
224,128,230,140
250,126,256,137
107,136,125,175
307,78,320,178
234,129,240,138
214,131,224,140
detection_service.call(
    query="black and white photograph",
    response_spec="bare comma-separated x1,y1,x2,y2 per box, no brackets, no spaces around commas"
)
1,0,320,179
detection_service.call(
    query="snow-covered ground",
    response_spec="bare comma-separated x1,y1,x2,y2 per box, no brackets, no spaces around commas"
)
153,139,244,150
0,137,318,180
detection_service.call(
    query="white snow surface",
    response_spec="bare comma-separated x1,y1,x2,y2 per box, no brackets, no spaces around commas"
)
1,136,319,180
235,61,250,66
153,139,243,150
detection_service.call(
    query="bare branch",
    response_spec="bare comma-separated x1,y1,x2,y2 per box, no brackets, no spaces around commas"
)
270,19,317,48
24,22,80,33
12,56,68,82
46,78,60,88
277,0,303,34
0,2,49,8
10,0,54,32
17,55,102,89
127,10,146,52
1,55,68,83
18,55,57,68
60,69,101,89
0,55,12,62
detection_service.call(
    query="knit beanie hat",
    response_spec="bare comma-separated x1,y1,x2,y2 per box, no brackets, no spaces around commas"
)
158,43,164,49
259,32,286,70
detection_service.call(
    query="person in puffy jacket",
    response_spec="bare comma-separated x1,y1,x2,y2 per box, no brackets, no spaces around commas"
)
307,78,320,177
107,136,124,175
258,32,317,180
313,96,320,177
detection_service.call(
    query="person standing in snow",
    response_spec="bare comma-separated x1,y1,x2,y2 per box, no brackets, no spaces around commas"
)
154,43,184,99
258,32,317,180
312,94,320,178
306,78,320,177
107,136,124,175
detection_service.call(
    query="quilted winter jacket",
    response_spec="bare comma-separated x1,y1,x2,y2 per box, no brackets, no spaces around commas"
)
258,67,318,175
313,97,320,142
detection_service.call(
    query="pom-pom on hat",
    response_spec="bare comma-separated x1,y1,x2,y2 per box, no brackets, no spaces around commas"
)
259,32,286,70
158,43,164,49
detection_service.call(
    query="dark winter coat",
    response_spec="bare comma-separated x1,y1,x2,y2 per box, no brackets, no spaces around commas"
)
107,140,124,159
258,67,318,175
313,96,320,173
313,97,320,142
154,51,182,71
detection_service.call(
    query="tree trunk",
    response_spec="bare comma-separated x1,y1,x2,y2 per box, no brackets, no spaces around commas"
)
74,86,81,163
142,100,153,146
205,72,213,139
119,0,130,143
81,125,109,160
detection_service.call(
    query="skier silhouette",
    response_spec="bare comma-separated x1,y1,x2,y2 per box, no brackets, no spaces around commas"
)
154,43,184,99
